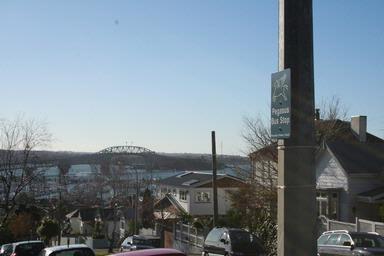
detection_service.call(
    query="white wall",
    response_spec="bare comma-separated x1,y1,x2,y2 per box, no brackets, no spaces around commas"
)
316,150,348,190
158,185,237,216
189,188,237,216
316,150,350,221
70,217,81,234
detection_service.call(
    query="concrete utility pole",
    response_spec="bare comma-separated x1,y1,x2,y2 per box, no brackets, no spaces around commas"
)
277,0,317,255
211,131,218,226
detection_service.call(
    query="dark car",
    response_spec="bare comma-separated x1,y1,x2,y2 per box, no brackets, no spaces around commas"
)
38,244,95,256
6,241,45,256
120,235,161,252
111,248,186,256
0,244,13,256
318,230,384,255
202,227,265,256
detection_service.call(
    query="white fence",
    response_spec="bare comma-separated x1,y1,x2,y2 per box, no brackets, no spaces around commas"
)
319,215,384,235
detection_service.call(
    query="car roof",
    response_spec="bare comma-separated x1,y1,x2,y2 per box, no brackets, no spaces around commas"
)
211,227,249,232
111,248,185,256
13,241,44,246
13,241,43,245
132,235,160,240
42,244,91,254
322,230,381,236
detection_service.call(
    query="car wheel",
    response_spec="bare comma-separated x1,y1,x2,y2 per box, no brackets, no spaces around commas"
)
203,252,209,256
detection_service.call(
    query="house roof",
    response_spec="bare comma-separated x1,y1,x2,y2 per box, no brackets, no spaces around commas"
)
154,194,186,213
153,194,186,220
357,186,384,203
249,144,277,162
327,141,384,174
158,171,244,188
315,119,384,144
358,186,384,197
249,118,384,175
66,207,135,222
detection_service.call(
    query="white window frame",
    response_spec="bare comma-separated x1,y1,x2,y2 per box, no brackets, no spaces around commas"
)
195,191,210,203
179,190,188,201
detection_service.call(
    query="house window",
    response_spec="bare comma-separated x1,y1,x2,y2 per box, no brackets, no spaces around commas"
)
161,187,167,197
179,190,188,201
316,190,339,220
195,191,210,202
317,192,328,216
172,189,177,197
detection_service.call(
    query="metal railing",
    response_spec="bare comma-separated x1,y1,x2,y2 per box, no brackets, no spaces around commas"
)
174,222,204,247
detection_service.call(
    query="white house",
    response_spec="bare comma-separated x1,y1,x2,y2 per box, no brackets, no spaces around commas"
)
250,115,384,222
65,207,134,239
154,171,245,219
315,116,384,222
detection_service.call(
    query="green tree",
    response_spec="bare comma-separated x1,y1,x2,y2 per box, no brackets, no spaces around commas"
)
227,185,277,256
37,218,60,245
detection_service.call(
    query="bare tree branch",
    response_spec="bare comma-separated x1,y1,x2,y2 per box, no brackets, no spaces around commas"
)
0,116,52,226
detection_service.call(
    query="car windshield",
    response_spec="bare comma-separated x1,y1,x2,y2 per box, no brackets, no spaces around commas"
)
15,243,44,256
229,231,252,244
132,238,160,247
351,234,384,248
1,244,13,256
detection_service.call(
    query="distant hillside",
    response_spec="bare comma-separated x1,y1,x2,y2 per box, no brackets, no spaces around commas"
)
28,150,249,171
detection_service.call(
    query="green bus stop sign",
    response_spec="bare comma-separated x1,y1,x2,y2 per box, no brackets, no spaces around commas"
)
271,69,291,139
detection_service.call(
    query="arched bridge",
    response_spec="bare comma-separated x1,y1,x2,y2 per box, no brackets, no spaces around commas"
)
97,145,155,155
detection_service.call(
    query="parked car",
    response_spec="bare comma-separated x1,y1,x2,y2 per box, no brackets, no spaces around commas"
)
318,230,384,255
0,244,13,256
38,244,94,256
112,248,186,256
202,227,265,256
6,241,45,256
120,235,161,252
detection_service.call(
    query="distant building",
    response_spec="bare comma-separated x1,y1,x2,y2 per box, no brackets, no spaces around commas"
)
65,207,135,239
154,171,245,219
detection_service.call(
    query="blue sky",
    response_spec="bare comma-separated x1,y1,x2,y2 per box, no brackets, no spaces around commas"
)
1,1,383,155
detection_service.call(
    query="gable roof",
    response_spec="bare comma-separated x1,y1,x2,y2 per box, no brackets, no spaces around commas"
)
315,119,384,144
249,144,277,162
158,171,244,188
153,194,186,220
154,194,186,214
327,141,384,174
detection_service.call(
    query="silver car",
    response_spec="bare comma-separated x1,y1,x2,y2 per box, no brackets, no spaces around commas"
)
38,244,94,256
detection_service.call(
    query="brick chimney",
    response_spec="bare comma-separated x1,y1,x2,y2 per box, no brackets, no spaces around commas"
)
351,116,367,142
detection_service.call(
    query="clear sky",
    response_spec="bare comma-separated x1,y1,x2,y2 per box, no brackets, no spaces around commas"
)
1,1,383,155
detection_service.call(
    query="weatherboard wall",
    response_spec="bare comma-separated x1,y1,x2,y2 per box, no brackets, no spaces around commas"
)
316,150,349,221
